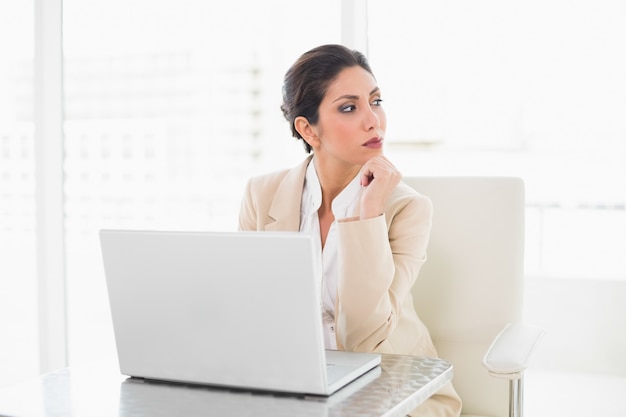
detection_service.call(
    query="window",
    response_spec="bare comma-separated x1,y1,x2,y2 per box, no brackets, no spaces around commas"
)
369,0,626,280
0,1,38,386
62,0,341,365
4,0,625,382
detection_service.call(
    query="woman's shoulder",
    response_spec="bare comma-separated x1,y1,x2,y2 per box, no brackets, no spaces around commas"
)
245,156,311,195
247,167,292,190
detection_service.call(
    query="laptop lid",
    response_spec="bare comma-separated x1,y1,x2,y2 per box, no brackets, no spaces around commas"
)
100,230,380,396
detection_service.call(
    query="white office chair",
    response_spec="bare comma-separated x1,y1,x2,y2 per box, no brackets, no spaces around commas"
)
403,177,544,417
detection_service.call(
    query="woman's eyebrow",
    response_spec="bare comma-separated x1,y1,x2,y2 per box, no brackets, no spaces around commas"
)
332,87,381,103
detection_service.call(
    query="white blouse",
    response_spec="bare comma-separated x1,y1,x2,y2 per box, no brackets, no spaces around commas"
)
299,158,361,349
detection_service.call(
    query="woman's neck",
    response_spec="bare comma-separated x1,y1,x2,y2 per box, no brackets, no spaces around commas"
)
313,156,360,211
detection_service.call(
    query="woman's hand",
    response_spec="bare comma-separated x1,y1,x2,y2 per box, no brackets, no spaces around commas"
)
359,155,402,220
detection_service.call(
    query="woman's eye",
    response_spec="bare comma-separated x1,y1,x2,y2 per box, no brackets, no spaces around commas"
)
372,98,383,106
340,104,356,113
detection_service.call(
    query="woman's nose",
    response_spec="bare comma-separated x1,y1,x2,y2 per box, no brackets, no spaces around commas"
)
363,105,381,130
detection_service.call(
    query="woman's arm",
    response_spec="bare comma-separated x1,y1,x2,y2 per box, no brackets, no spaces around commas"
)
335,190,432,352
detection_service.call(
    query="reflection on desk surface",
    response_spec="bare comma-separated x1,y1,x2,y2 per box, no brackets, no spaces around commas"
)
0,355,452,417
120,355,451,417
119,366,382,417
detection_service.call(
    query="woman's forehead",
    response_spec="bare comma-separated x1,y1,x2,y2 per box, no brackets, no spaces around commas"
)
324,66,378,100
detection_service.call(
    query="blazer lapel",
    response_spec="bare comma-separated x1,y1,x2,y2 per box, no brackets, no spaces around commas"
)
264,155,312,232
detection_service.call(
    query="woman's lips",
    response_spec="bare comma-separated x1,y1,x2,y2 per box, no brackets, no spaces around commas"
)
362,137,383,148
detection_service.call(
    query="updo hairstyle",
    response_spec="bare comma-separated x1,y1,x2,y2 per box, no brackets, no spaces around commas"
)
280,44,374,153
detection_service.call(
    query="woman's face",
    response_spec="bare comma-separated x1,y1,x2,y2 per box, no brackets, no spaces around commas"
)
308,65,387,167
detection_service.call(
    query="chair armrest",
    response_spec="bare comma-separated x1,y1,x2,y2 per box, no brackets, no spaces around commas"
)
483,323,544,379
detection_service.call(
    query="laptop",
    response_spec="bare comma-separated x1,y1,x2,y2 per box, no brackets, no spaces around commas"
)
99,229,381,396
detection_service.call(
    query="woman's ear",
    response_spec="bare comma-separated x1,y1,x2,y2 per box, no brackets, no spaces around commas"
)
294,116,319,150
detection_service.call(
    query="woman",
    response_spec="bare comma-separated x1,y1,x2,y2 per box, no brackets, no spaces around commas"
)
238,44,462,417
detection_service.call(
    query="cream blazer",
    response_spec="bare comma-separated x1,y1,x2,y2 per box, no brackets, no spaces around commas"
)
238,156,462,417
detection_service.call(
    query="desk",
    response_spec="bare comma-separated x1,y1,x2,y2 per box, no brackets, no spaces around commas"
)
0,354,452,417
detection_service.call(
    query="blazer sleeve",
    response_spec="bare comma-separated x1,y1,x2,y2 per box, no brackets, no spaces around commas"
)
335,188,433,352
238,177,258,231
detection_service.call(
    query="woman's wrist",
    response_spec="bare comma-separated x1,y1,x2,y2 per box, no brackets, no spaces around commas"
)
359,203,384,220
359,210,383,220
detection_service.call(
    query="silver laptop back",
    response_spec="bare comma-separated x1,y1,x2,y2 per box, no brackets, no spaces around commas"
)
100,230,379,396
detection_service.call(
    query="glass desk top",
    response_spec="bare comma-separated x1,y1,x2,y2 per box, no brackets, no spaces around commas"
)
0,354,452,417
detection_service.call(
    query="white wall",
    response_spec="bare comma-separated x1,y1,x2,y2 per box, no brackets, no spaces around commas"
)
525,277,626,376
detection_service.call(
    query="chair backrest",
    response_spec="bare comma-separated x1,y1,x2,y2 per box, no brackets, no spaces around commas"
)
403,177,525,417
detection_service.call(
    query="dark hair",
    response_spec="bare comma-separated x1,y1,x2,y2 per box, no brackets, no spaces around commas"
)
281,44,374,153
